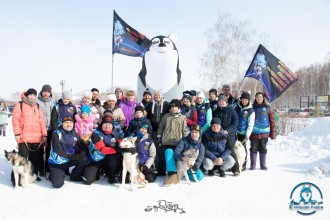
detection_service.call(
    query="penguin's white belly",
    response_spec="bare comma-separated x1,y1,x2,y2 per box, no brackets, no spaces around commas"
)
144,50,178,93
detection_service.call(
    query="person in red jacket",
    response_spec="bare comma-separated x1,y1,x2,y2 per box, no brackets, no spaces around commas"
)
12,88,47,183
83,115,121,185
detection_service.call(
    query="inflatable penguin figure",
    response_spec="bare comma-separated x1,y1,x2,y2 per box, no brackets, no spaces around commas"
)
137,33,184,101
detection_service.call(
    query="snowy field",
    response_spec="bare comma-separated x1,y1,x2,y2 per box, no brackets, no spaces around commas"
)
0,118,329,220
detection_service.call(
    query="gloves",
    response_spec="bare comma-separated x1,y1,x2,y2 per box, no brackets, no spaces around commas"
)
140,164,148,172
191,164,198,172
270,132,276,140
70,152,86,164
242,137,249,145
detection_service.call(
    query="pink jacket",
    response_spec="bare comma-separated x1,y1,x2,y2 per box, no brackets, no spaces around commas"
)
12,94,47,143
74,114,95,139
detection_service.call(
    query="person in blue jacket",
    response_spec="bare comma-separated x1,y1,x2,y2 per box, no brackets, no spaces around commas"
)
202,117,236,177
163,124,205,186
48,116,88,188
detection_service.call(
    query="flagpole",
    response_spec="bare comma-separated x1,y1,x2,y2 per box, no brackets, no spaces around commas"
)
111,54,114,92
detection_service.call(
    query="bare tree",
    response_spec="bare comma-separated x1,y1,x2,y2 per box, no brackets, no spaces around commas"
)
199,11,278,93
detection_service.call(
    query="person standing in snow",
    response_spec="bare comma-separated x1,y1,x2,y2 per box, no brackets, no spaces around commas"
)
195,91,212,135
37,84,56,175
234,92,255,171
0,100,9,137
75,90,100,130
250,92,276,170
12,88,48,182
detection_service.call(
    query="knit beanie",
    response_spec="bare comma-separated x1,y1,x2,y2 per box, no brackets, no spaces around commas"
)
209,88,218,96
62,90,72,99
182,93,192,103
143,89,152,97
62,116,74,123
135,105,145,113
25,88,37,97
81,105,91,115
218,94,228,103
240,92,251,101
140,124,149,130
106,93,117,102
190,90,197,96
101,115,113,125
41,84,52,93
196,91,205,99
170,99,181,108
211,117,221,126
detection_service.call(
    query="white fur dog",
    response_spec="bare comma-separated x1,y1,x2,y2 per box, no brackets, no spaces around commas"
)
233,141,247,172
119,137,147,191
176,149,199,184
4,150,37,189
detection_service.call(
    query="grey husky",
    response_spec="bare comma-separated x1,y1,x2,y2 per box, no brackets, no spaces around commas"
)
4,150,37,188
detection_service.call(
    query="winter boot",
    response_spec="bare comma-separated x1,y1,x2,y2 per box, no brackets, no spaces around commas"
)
250,152,258,170
108,175,117,184
164,172,179,186
0,130,2,136
260,153,268,170
219,169,226,178
208,170,215,176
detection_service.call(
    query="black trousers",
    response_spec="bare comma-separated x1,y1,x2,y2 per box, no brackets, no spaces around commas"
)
250,138,268,153
18,143,44,175
83,154,119,185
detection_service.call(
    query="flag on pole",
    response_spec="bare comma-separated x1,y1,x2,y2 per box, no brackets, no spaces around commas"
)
244,44,298,103
112,11,151,57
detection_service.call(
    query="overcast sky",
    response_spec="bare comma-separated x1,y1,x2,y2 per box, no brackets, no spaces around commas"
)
0,0,329,99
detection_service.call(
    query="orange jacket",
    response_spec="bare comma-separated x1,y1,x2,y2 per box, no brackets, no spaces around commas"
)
12,101,47,143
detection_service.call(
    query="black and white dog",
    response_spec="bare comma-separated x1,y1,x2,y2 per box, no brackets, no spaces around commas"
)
4,150,37,188
176,149,199,184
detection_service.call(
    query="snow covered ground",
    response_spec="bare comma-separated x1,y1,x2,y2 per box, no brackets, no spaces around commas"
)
1,118,329,220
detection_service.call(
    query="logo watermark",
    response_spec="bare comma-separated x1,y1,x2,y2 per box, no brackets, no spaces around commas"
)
144,200,186,214
289,182,323,215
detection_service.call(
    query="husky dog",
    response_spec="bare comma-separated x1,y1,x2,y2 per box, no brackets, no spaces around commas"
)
176,149,199,184
4,150,37,188
119,137,147,191
233,141,246,172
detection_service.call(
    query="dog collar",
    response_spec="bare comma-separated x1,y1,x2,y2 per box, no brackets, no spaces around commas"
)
121,147,137,154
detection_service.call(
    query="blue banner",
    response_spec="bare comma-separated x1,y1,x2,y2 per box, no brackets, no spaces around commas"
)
244,44,298,103
112,11,151,57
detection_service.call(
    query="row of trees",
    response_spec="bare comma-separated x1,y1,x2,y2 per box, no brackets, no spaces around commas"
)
199,11,330,109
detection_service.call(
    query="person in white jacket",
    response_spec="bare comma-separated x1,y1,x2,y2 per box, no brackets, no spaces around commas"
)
234,91,255,171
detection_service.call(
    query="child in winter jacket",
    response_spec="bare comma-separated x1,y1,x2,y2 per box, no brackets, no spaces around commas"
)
135,124,157,183
75,105,95,142
126,105,153,137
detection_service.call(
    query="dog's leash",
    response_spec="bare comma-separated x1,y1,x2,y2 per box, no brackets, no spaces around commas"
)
23,141,45,152
136,171,148,188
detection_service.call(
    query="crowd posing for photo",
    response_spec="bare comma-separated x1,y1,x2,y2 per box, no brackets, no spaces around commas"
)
8,84,276,188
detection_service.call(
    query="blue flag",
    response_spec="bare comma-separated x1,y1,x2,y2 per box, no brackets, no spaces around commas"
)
244,44,298,103
112,11,151,57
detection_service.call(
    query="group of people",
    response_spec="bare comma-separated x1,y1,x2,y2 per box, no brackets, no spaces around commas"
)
9,84,276,188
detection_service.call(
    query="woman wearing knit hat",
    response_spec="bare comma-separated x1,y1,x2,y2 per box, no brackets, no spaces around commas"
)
181,93,198,131
115,87,125,105
98,93,125,130
234,91,255,171
195,91,212,135
82,115,121,185
11,88,48,184
249,92,276,171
